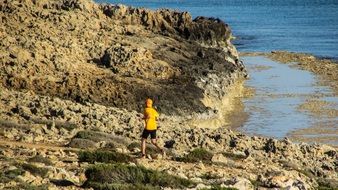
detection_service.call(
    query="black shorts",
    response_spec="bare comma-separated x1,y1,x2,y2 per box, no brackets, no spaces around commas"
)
142,129,157,139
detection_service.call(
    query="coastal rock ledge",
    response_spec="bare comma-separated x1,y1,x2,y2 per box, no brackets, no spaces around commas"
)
0,0,246,115
0,0,337,190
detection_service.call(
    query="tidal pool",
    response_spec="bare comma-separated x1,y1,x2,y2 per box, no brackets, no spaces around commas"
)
239,56,338,146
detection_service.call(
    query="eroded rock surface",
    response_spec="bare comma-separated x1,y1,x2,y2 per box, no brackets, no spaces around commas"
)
0,0,246,115
0,88,337,189
0,0,336,190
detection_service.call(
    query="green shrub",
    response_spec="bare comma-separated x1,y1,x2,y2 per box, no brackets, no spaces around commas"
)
317,178,338,190
318,187,335,190
200,172,221,180
6,184,48,190
74,130,110,142
0,168,25,183
0,120,29,130
127,142,173,158
74,130,93,139
249,180,263,188
27,155,52,166
177,148,213,163
78,150,135,164
200,186,238,190
50,179,75,186
21,163,48,177
0,155,15,162
6,168,24,178
84,182,159,190
68,138,97,149
83,164,195,189
55,122,77,131
222,152,246,160
127,142,140,151
100,142,116,151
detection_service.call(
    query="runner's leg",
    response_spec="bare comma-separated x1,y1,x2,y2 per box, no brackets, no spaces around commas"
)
141,138,146,157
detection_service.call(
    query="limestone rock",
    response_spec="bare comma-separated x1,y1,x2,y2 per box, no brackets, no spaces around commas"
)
1,0,246,116
211,153,228,164
0,1,336,190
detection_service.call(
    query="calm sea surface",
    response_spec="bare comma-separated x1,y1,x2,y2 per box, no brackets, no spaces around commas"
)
96,0,338,59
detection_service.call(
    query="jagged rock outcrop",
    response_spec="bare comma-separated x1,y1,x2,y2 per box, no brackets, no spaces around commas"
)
101,4,240,65
101,5,234,47
0,0,246,115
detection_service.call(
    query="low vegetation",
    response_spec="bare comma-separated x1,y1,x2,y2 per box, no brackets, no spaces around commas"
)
128,142,166,156
127,142,140,151
82,183,160,190
0,120,30,130
222,152,247,161
83,163,195,189
0,168,25,183
200,186,238,190
177,148,213,163
317,178,338,190
21,163,49,177
68,138,97,149
5,184,48,190
52,121,77,131
78,150,135,164
30,118,77,131
200,172,222,180
74,131,130,149
27,155,53,166
1,162,49,183
74,131,103,142
249,179,264,189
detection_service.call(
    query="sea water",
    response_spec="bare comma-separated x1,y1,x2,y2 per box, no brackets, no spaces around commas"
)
241,56,338,145
96,0,338,59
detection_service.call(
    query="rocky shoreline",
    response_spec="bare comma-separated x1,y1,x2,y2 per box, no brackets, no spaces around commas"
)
0,0,337,190
1,87,337,189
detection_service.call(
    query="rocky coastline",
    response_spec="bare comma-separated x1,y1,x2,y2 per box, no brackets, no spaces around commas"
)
0,0,337,190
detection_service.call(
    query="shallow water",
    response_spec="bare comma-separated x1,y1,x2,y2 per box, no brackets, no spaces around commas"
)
241,56,338,145
96,0,338,59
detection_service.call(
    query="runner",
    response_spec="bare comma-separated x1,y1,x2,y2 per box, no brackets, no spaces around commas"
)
141,98,164,158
